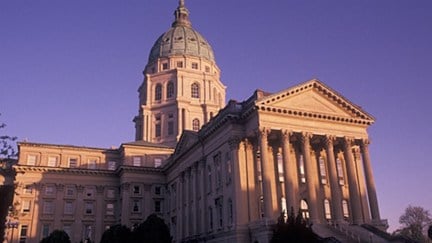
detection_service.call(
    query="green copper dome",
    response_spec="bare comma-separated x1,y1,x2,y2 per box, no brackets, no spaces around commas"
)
148,1,215,64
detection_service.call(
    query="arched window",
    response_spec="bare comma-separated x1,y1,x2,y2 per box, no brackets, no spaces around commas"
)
324,199,331,220
167,82,174,98
192,118,200,131
191,83,200,98
319,156,327,184
298,154,306,183
155,84,162,101
342,199,349,219
300,199,309,220
281,197,287,218
336,158,345,185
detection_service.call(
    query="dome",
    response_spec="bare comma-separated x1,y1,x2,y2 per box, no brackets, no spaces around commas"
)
147,1,215,64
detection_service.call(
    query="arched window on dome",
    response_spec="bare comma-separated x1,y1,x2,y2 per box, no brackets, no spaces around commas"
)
192,118,200,131
167,82,174,99
155,84,162,101
300,199,309,220
191,83,200,98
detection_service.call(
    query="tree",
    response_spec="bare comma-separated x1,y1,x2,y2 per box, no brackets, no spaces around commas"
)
40,230,71,243
132,214,172,243
428,225,432,240
100,224,131,243
395,205,432,243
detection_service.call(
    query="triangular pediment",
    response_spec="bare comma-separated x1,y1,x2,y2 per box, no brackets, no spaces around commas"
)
173,130,198,156
256,79,374,122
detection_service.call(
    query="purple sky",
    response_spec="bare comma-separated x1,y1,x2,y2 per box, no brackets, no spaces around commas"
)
1,0,431,232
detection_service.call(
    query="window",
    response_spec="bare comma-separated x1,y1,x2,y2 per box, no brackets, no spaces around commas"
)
191,83,200,98
167,82,174,98
42,224,50,238
168,121,174,135
324,199,332,220
256,150,262,182
27,155,36,166
192,118,200,131
23,185,32,194
22,200,31,213
205,65,210,72
277,152,284,182
300,200,309,219
133,157,141,166
155,83,162,101
154,200,161,213
214,153,222,188
20,225,28,243
64,202,73,214
85,202,94,215
176,61,183,68
65,187,74,197
106,203,114,215
259,196,264,218
154,158,162,168
107,161,116,171
106,189,115,199
281,197,287,218
225,152,232,184
191,62,198,69
208,206,213,231
132,200,141,213
87,159,97,169
336,158,345,185
43,201,54,214
342,200,349,219
133,185,140,194
162,62,168,70
47,156,58,167
45,185,55,195
215,198,223,228
298,155,306,183
85,188,94,198
155,186,161,195
227,199,233,225
318,156,327,184
155,115,162,137
69,158,78,168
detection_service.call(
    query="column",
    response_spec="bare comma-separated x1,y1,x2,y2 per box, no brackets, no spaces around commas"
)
300,133,319,224
343,137,363,224
177,174,183,240
258,128,278,219
231,137,248,225
184,169,190,237
244,139,259,222
324,136,343,224
119,183,130,225
281,130,299,213
192,163,198,235
353,147,371,223
360,139,381,222
95,185,104,241
199,158,207,234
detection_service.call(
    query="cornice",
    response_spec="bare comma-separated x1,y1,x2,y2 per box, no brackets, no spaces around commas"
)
14,165,117,176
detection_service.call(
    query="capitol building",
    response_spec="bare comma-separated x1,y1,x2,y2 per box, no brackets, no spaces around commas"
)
8,1,389,242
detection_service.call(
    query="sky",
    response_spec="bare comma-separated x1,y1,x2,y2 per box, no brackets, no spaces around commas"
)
1,0,431,233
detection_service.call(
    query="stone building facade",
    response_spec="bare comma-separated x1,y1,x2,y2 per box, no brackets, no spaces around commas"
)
8,1,388,243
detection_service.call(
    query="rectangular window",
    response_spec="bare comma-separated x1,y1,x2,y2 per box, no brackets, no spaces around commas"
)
155,123,161,137
47,156,58,167
42,224,50,238
22,200,31,213
168,121,174,135
154,158,162,168
336,158,345,185
155,186,161,195
132,200,141,213
319,157,327,184
133,157,141,166
69,158,78,168
133,185,141,194
23,185,32,194
43,201,54,214
214,153,222,188
106,203,115,215
162,63,169,70
191,62,198,69
20,225,28,243
298,155,306,183
64,202,73,214
27,155,36,166
215,198,223,228
85,202,94,215
154,200,161,213
107,161,116,171
87,159,97,169
176,61,183,68
65,187,74,197
277,153,284,182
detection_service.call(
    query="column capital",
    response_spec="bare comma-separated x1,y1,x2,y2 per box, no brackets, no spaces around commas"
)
256,127,270,139
324,135,335,148
360,138,371,149
299,132,312,145
281,129,293,140
228,136,241,150
343,136,355,147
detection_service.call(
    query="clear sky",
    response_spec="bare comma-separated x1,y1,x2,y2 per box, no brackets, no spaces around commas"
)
1,0,431,232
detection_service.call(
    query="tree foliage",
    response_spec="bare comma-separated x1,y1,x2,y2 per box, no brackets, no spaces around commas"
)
395,205,432,243
40,230,71,243
271,207,319,243
0,116,17,159
100,224,131,243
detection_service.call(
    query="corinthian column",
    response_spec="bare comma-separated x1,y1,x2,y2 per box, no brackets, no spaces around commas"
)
343,137,363,224
258,128,278,219
324,136,343,223
281,130,298,213
300,132,319,224
360,139,381,222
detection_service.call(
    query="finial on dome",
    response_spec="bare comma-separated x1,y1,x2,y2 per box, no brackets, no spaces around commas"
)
173,0,191,27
